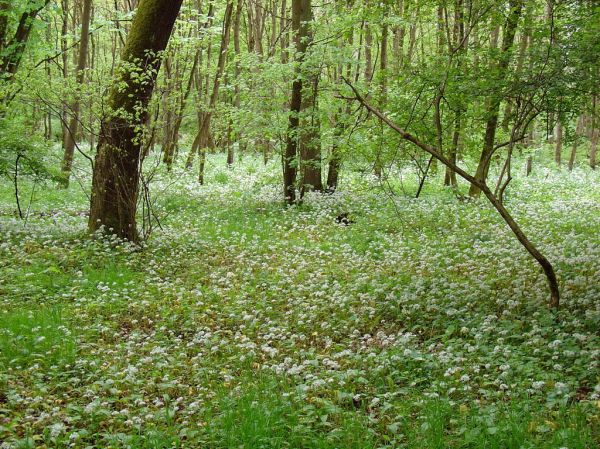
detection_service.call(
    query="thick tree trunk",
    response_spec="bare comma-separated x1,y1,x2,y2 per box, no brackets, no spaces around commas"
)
61,0,93,187
469,0,523,197
88,0,183,241
298,0,322,196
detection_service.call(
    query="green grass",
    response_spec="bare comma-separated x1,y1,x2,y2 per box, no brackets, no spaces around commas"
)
0,306,75,370
204,375,377,449
0,154,598,448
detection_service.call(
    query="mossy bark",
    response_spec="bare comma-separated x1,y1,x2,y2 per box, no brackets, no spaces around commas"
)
88,0,183,241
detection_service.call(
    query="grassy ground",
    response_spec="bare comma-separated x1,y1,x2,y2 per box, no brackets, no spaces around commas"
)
0,154,599,448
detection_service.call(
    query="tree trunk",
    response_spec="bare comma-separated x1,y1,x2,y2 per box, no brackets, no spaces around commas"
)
554,119,563,166
61,0,93,187
299,72,322,196
298,0,321,196
163,51,199,170
374,20,389,178
591,128,598,170
392,0,405,73
197,1,234,184
445,111,460,187
568,115,583,171
231,0,243,162
590,96,597,169
283,0,311,204
88,0,183,241
364,22,373,81
0,0,51,106
469,0,523,197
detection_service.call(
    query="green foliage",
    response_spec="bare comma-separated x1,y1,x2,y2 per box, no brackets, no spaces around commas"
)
0,307,75,370
0,117,58,182
0,156,598,447
206,375,376,448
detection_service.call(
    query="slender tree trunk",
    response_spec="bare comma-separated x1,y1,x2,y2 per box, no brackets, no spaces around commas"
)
444,0,465,187
445,112,460,187
88,0,183,241
61,0,93,187
184,1,215,168
198,1,234,184
554,119,563,166
374,20,388,178
326,109,343,191
280,0,288,64
406,4,418,66
163,50,199,169
283,0,311,204
590,96,597,169
591,128,598,170
392,0,405,73
364,22,373,81
469,0,523,197
230,0,243,162
568,115,583,171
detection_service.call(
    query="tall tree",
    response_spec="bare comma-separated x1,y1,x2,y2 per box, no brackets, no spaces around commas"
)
88,0,183,241
298,0,321,196
469,0,523,197
283,0,311,204
61,0,93,186
197,1,234,184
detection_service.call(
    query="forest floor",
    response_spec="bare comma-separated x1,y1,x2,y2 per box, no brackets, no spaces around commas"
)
0,155,599,448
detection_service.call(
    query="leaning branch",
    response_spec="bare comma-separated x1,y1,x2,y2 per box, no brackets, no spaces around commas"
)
342,78,560,310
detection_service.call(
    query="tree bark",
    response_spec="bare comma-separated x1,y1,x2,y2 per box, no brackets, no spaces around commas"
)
590,95,597,169
88,0,183,241
554,119,563,166
283,0,311,204
568,115,583,171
